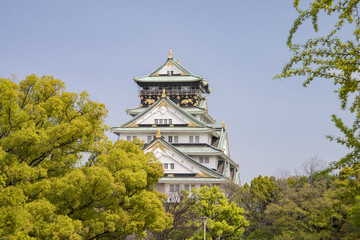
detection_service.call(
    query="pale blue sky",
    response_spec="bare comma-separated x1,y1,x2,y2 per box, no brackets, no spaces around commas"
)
0,1,350,183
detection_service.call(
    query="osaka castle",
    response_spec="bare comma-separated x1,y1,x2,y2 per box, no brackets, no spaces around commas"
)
112,50,240,200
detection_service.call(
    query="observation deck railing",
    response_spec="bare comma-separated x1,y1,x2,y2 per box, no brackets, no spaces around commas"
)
139,89,201,96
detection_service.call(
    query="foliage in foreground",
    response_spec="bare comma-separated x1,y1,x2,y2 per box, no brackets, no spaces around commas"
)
147,186,249,240
0,75,172,239
275,0,360,170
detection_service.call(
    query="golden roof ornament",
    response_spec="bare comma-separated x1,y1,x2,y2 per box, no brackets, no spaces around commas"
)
177,58,180,64
168,49,173,59
161,89,166,98
156,128,161,138
222,121,226,130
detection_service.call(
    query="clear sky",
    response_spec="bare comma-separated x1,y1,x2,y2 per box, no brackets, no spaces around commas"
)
0,1,350,183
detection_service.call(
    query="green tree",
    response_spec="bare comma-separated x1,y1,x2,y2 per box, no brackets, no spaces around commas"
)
0,75,171,239
275,0,360,170
193,186,249,240
237,175,279,238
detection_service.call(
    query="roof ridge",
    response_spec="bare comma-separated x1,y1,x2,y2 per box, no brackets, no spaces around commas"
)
116,97,212,129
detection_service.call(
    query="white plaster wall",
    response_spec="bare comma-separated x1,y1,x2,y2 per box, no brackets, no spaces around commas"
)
139,107,188,125
191,156,218,169
158,155,193,174
158,64,182,75
119,132,214,145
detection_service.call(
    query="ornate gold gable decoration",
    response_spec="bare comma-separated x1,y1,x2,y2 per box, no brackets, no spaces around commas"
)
156,128,161,138
148,141,168,153
222,121,226,130
161,89,166,98
157,101,170,109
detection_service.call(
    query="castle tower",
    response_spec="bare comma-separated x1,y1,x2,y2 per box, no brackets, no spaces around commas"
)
112,51,240,201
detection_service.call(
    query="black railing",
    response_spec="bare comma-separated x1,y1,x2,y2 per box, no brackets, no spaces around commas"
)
139,89,201,96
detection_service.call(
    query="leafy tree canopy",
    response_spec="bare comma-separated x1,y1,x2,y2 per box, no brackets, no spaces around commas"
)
275,0,360,170
0,75,172,239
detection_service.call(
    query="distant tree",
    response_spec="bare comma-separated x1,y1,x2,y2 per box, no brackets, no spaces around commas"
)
275,0,360,170
236,175,279,239
0,75,172,239
146,191,200,240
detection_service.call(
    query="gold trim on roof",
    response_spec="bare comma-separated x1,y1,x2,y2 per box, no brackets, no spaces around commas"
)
157,101,170,109
188,122,199,127
196,171,213,178
177,58,180,64
127,122,139,128
162,89,166,97
168,49,172,59
222,121,226,130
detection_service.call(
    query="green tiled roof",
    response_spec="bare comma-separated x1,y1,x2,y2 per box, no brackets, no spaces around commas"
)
174,145,221,154
159,177,227,182
134,75,202,82
114,97,213,129
112,127,214,132
144,138,225,179
133,57,210,85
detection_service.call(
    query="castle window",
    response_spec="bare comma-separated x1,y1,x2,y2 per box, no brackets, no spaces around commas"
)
168,136,173,143
184,184,190,191
155,119,158,124
205,157,209,163
199,157,204,163
132,136,137,140
127,136,131,141
159,119,163,124
169,119,172,124
189,136,194,143
170,163,174,169
164,119,168,124
170,184,180,192
164,163,169,169
174,136,178,143
191,184,196,189
195,136,200,143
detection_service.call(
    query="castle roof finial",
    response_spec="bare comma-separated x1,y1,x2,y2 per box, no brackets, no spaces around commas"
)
168,49,173,59
156,128,161,138
177,58,180,64
222,121,226,130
